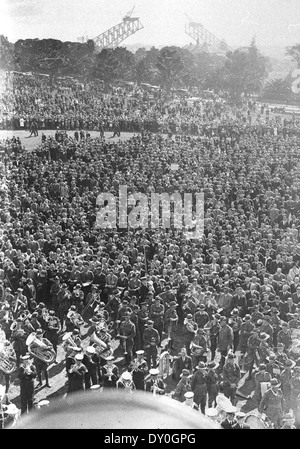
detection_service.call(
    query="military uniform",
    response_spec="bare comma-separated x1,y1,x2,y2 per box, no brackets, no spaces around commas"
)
129,357,148,390
144,376,165,395
173,377,192,402
190,369,208,413
238,320,255,354
222,361,241,405
18,362,36,414
119,319,136,365
277,329,293,352
150,303,165,340
143,326,160,369
258,388,285,429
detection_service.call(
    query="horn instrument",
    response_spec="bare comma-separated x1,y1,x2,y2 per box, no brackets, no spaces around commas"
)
25,332,56,364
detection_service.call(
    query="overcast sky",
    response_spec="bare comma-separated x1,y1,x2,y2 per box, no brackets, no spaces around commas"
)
1,0,300,49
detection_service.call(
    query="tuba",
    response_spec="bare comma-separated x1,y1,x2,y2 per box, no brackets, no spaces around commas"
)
90,331,112,360
26,332,56,364
62,332,78,351
0,350,17,375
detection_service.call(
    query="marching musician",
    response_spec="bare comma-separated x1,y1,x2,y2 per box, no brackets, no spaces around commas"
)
28,311,42,331
35,302,48,331
45,309,61,362
12,288,28,316
11,317,27,367
67,353,87,394
116,371,135,392
172,369,192,402
71,284,85,313
0,340,16,393
182,314,198,356
128,349,148,390
144,368,165,395
18,354,36,414
183,391,199,410
102,355,119,388
63,328,82,355
65,346,82,384
143,320,160,369
93,301,109,322
82,346,100,389
66,305,83,333
84,285,100,320
32,328,53,388
118,311,136,366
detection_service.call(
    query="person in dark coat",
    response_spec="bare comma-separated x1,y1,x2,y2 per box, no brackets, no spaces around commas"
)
128,349,148,390
32,328,53,388
67,353,87,394
144,368,165,395
82,346,100,389
190,361,208,414
102,355,119,388
11,319,27,367
18,354,36,414
172,347,193,381
220,407,238,429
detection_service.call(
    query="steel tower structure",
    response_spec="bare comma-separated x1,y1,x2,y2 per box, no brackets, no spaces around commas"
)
185,19,231,53
93,7,144,49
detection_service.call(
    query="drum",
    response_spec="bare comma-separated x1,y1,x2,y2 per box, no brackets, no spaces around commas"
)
244,413,266,429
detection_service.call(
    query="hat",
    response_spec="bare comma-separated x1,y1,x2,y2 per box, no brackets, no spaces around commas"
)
213,313,221,320
31,311,38,317
21,354,30,361
266,353,276,361
243,314,251,321
277,343,284,349
122,371,132,381
207,361,217,369
169,301,178,307
186,314,193,320
106,356,114,361
196,361,206,369
124,311,131,317
205,407,219,418
225,405,237,414
284,359,296,368
38,302,45,308
199,304,206,310
220,316,227,321
36,329,43,335
270,378,281,387
72,329,80,335
258,363,266,370
149,368,159,376
136,350,144,355
98,302,105,308
258,332,270,341
90,384,101,390
235,411,246,419
184,392,194,399
231,308,239,315
180,369,191,377
75,353,84,361
147,320,154,325
281,321,288,327
271,307,280,314
86,346,96,354
282,412,294,422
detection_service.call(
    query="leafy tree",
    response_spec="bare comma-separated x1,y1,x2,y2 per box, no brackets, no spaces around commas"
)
261,78,292,102
286,44,300,67
224,39,269,102
0,35,14,70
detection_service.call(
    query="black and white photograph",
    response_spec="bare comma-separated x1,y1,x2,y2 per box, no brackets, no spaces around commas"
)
0,0,300,432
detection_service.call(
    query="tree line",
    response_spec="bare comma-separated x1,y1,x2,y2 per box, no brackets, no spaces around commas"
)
0,35,300,103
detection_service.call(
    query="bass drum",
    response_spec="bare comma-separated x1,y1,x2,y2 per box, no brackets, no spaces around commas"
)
244,413,266,429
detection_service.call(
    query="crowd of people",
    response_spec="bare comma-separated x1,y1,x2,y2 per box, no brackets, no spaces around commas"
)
1,71,300,429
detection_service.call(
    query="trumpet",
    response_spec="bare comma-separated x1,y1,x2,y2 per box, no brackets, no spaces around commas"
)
62,332,79,352
105,364,114,381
